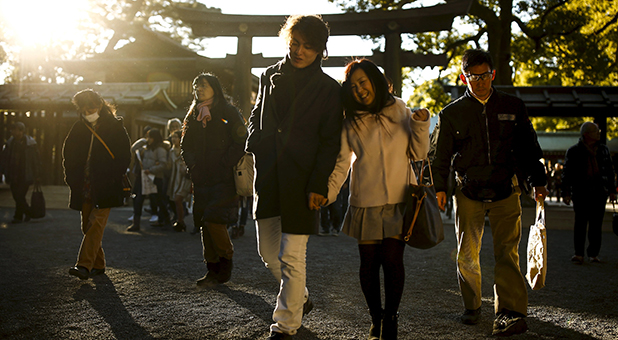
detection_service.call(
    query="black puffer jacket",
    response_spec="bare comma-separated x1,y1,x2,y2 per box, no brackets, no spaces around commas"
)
62,114,131,210
181,101,247,187
433,88,547,197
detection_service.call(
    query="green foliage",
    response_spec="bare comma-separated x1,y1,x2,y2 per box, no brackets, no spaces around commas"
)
407,78,453,115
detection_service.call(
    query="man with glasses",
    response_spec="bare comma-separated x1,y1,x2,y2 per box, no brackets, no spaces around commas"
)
433,49,548,336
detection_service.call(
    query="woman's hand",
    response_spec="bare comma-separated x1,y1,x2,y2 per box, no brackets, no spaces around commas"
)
412,108,430,121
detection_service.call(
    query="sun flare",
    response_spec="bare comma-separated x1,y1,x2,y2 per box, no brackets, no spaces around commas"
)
0,0,88,46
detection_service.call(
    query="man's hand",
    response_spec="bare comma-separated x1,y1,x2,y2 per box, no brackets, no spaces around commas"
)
308,192,327,210
412,108,429,121
534,186,549,202
436,191,447,211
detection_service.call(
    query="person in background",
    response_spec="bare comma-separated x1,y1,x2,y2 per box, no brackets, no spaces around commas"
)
246,14,343,340
127,128,169,231
64,89,130,280
181,72,246,287
167,130,191,232
127,126,152,224
327,58,430,340
166,118,186,223
318,175,349,236
562,122,616,264
1,122,41,223
433,49,548,336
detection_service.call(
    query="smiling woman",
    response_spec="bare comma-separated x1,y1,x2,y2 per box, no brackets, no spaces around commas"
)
0,0,87,46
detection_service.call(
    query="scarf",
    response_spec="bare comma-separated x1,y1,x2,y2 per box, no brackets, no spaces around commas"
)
196,98,214,128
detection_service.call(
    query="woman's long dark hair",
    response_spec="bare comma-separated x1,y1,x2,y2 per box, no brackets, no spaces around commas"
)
72,89,117,119
187,73,227,116
147,129,164,150
341,59,396,131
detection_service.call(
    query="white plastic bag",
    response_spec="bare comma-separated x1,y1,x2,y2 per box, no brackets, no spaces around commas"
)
526,200,547,290
234,153,255,197
141,170,158,196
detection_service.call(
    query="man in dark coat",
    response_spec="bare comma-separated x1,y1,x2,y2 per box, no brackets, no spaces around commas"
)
0,122,41,223
246,14,343,340
562,122,616,264
63,89,131,280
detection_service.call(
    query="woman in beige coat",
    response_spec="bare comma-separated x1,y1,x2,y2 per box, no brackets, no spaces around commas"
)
328,59,430,340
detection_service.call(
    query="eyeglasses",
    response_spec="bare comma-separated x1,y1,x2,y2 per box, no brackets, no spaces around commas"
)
463,71,493,82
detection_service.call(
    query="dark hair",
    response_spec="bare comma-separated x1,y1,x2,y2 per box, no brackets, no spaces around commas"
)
147,128,163,150
10,121,25,132
170,130,182,140
342,58,394,116
71,89,116,118
461,49,494,73
279,15,330,59
187,73,227,116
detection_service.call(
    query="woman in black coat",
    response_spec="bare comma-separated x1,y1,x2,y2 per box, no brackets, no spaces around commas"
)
181,73,247,287
64,89,131,280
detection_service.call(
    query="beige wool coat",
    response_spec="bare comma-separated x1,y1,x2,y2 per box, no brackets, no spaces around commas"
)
327,97,430,207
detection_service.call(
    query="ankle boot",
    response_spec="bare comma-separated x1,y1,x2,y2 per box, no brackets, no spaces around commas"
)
368,309,383,340
196,261,220,287
217,257,233,283
127,219,140,232
380,313,398,340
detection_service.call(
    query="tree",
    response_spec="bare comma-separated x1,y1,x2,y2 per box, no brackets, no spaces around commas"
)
331,0,618,134
0,0,211,84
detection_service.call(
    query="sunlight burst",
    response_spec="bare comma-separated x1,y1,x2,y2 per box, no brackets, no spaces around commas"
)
0,0,88,46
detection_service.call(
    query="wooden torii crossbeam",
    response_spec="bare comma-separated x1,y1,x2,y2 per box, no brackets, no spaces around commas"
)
175,0,472,115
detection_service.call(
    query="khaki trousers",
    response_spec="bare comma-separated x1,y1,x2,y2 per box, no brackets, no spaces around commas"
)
454,187,528,316
201,222,234,262
76,202,110,271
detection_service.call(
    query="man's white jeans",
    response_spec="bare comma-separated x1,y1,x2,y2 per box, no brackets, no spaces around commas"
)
256,216,310,335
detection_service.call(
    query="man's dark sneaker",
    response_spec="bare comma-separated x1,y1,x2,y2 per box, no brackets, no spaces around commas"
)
461,307,481,325
69,266,90,280
302,298,313,315
267,331,293,339
317,229,329,236
492,311,528,336
571,255,584,264
90,268,106,277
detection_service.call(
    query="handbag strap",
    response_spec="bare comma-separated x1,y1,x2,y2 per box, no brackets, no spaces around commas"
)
83,122,115,160
410,158,435,186
536,199,545,225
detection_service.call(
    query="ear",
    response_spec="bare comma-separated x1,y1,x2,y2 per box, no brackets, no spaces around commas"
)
459,74,468,85
491,70,496,81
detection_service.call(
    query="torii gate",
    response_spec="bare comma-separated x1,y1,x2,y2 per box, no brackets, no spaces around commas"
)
176,0,472,116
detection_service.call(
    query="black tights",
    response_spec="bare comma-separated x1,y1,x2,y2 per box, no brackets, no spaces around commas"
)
358,238,405,316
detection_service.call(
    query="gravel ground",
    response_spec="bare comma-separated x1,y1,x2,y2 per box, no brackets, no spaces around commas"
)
1,199,617,340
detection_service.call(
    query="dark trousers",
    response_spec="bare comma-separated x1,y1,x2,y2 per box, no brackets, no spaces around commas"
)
10,180,31,220
572,194,607,257
133,177,169,222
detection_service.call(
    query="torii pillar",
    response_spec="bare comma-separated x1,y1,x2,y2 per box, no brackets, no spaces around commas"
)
234,32,253,119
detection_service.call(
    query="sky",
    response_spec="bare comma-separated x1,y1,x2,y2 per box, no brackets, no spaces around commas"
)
197,0,444,98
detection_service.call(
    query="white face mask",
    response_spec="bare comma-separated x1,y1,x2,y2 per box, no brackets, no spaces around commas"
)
83,112,99,123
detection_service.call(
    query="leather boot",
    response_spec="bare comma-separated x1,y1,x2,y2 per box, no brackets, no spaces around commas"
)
368,308,383,340
126,219,140,232
380,313,398,340
196,261,220,287
217,257,233,283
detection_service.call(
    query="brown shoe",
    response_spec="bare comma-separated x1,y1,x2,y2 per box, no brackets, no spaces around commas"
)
571,255,584,264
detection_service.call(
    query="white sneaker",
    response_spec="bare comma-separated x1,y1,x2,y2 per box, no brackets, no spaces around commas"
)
149,215,158,223
128,215,134,222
